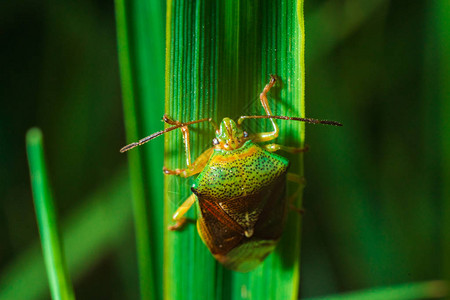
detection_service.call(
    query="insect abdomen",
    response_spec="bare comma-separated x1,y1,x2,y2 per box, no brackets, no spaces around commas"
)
192,141,290,272
194,171,288,272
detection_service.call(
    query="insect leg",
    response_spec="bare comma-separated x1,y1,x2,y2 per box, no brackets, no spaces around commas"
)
163,146,214,177
287,173,306,214
263,144,309,153
162,114,216,177
238,75,280,142
162,114,193,167
168,193,197,231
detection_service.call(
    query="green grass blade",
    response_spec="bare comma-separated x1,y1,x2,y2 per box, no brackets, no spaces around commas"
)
26,128,75,300
227,2,305,299
434,0,450,287
115,0,165,299
164,1,306,299
163,2,219,299
0,170,132,300
305,280,448,300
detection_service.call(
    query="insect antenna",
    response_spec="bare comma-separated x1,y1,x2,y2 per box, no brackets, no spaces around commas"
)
120,117,213,153
238,115,342,127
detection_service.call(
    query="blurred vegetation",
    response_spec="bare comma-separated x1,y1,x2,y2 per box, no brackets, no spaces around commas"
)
0,0,447,299
162,1,305,300
26,128,75,300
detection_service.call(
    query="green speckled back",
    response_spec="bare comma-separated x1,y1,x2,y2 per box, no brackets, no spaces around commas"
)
192,141,289,202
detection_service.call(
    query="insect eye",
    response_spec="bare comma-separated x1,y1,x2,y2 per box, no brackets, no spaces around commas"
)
212,138,219,145
243,131,249,138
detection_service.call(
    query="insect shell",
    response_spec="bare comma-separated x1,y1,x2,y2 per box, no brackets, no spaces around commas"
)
120,75,342,272
190,119,291,272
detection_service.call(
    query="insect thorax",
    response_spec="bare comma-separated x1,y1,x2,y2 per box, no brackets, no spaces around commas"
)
192,141,289,202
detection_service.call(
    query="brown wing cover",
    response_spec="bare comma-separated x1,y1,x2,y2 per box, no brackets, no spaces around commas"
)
197,198,244,255
252,173,288,239
195,172,288,256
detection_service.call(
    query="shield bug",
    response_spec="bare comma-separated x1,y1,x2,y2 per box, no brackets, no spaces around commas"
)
120,75,342,272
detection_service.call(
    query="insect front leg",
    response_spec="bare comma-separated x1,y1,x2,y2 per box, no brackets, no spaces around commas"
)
163,147,214,178
162,114,193,168
287,173,306,214
168,193,197,231
238,75,280,142
263,144,309,153
162,114,216,177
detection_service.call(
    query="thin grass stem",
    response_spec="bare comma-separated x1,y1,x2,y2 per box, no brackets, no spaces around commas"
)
305,280,448,300
26,128,75,300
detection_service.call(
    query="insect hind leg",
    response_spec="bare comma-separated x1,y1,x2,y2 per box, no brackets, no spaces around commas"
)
287,173,306,214
168,193,197,231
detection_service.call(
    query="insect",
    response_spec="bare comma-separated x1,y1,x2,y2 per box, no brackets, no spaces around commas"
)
120,75,342,272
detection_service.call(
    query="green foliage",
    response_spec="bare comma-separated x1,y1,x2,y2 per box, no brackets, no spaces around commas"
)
306,280,447,300
115,0,165,299
434,0,450,287
164,1,305,299
1,0,449,299
26,128,75,300
0,170,132,300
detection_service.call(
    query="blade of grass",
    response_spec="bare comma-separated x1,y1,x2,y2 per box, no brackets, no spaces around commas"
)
305,280,448,300
25,128,75,300
164,1,306,299
434,0,450,287
0,169,132,300
163,1,219,299
226,2,305,299
311,0,444,288
115,1,165,299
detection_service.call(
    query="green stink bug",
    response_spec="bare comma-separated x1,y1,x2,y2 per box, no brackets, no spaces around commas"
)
120,75,342,272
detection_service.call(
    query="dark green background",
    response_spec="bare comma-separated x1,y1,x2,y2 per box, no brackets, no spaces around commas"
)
0,0,446,299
